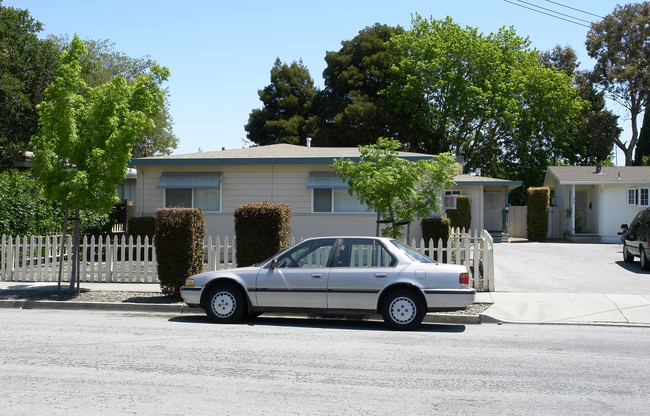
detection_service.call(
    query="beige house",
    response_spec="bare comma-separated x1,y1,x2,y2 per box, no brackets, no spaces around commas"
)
130,144,519,241
543,165,650,243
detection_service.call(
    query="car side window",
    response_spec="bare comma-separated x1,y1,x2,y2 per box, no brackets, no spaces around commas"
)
335,239,394,268
276,239,334,268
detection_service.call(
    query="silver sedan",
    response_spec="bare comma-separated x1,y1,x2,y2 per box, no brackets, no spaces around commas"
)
181,236,476,330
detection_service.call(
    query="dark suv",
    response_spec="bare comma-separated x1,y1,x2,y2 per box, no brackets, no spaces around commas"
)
621,207,650,271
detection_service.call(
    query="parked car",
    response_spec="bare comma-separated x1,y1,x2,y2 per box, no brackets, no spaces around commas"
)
621,207,650,271
181,236,476,330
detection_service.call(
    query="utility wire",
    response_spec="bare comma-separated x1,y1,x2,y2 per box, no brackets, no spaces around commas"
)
503,0,591,28
518,0,592,24
545,0,605,19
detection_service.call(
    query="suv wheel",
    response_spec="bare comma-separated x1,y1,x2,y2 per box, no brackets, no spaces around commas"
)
641,247,650,271
623,243,635,263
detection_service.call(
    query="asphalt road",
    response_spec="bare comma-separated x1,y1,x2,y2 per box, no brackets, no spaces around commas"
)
1,309,648,415
494,241,650,294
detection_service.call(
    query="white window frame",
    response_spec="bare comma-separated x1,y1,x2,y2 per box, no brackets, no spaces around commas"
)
627,187,650,207
164,187,222,212
311,188,372,214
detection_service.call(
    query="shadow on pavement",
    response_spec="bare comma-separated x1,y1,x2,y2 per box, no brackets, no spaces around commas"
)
614,260,649,275
169,314,467,333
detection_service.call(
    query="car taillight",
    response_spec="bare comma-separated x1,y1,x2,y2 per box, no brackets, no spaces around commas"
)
459,273,470,286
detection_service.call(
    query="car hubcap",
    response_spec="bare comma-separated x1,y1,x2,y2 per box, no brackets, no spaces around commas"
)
389,297,417,324
211,291,236,318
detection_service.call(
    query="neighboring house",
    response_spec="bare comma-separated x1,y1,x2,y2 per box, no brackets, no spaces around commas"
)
543,165,650,243
129,144,520,241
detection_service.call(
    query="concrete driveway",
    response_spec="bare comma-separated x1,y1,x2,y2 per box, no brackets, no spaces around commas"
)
493,241,650,295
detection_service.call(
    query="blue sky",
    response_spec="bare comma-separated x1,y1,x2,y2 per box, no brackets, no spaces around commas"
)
9,0,628,163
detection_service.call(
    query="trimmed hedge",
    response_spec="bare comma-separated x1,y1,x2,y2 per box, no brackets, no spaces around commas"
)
127,216,155,241
527,187,549,242
421,217,450,245
234,201,292,267
154,208,205,297
446,195,471,231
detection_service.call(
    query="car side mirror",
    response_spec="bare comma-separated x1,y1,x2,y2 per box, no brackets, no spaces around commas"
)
621,224,628,230
270,258,279,269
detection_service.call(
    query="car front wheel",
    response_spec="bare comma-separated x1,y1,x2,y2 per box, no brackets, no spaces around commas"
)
641,247,650,271
623,243,635,263
205,284,246,324
381,289,426,331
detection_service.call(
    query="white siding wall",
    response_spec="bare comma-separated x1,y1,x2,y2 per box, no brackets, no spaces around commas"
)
136,164,406,241
601,185,645,242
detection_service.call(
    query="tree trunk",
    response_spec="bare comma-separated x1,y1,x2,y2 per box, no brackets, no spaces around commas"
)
68,208,80,293
57,205,68,293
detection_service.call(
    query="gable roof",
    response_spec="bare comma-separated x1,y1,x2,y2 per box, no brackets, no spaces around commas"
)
453,174,521,187
130,143,439,167
544,166,650,186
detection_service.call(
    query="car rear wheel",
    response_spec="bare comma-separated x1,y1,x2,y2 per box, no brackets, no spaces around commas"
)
205,284,246,324
623,243,635,263
381,289,426,331
641,247,650,271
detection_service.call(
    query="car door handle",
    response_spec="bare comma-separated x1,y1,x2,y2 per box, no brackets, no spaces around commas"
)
375,273,387,278
311,273,323,278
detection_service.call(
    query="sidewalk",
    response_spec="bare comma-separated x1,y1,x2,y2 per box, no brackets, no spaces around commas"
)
1,282,649,327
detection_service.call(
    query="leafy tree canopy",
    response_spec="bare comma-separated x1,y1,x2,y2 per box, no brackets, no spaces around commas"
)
49,35,178,157
384,14,584,187
586,1,650,165
245,58,318,146
31,35,170,214
332,137,458,238
0,1,59,169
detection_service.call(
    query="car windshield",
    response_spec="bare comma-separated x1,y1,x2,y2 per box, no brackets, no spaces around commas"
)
390,240,435,263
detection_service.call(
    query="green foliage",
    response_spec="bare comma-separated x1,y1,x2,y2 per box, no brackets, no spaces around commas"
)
128,216,155,241
48,35,178,157
421,217,450,245
314,24,428,149
586,2,650,165
540,46,621,166
385,14,584,188
154,208,205,297
332,137,458,238
0,2,60,169
526,187,550,242
634,105,650,166
446,195,471,231
245,58,318,146
0,170,62,235
509,186,528,206
234,201,292,267
30,35,170,215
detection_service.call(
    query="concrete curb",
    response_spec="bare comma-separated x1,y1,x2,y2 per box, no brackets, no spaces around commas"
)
478,313,650,328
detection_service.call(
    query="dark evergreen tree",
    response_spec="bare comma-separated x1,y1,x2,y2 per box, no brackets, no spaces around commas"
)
634,106,650,165
245,58,318,146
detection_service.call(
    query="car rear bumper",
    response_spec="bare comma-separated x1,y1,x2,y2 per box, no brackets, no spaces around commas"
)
180,286,203,307
423,288,476,311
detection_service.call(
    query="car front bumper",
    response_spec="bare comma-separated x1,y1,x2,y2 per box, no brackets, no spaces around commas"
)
180,285,203,307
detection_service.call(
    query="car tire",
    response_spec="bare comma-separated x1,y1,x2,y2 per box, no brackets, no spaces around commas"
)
381,289,426,331
204,284,246,324
623,243,635,263
641,247,650,271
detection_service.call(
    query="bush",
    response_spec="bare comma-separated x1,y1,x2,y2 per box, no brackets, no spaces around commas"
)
421,217,451,262
527,187,550,242
234,201,292,267
446,195,471,231
154,208,205,297
128,216,155,241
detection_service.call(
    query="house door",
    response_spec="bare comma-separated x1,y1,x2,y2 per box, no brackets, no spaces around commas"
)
485,192,502,231
575,190,589,233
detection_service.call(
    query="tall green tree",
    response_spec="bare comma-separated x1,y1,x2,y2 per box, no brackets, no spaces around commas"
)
539,45,621,166
634,105,650,165
332,137,458,239
586,2,650,166
385,15,583,187
314,24,430,149
245,58,318,145
0,1,59,169
30,36,169,290
49,35,178,156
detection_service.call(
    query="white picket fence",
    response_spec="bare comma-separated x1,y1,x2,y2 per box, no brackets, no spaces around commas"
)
1,229,494,291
